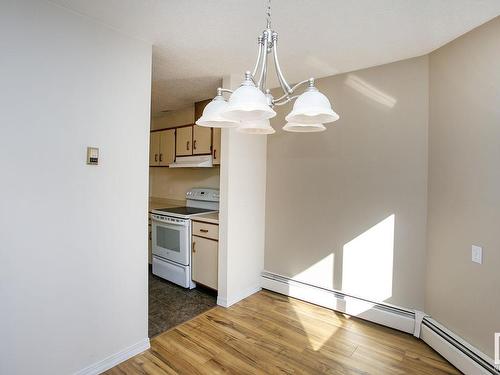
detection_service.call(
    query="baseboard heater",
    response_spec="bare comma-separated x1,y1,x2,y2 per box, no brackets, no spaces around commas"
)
262,270,499,375
261,271,415,334
421,318,499,375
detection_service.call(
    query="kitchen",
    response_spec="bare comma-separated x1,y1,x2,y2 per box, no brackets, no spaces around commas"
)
147,99,221,337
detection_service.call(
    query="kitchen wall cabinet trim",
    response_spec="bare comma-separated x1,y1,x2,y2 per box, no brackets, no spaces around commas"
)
150,129,175,166
149,132,161,166
150,99,222,166
176,126,193,156
193,125,212,155
159,129,175,166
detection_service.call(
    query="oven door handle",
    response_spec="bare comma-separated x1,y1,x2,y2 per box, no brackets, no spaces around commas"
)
151,218,189,229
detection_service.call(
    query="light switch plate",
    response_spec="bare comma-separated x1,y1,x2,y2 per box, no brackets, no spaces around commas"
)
471,245,482,264
87,147,99,165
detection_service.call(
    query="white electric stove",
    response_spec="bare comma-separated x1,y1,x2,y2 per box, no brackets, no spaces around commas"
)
150,188,219,288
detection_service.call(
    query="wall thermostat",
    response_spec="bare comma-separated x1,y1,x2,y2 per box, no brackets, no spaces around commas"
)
86,147,99,165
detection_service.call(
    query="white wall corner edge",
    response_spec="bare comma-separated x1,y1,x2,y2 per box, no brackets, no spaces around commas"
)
74,338,150,375
217,284,262,308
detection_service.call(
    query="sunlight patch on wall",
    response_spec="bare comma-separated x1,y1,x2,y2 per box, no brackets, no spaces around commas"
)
292,253,334,290
342,214,395,304
345,75,397,108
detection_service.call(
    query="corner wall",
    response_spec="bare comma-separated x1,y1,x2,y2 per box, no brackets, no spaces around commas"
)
0,1,152,374
265,56,429,310
217,74,267,307
426,16,500,358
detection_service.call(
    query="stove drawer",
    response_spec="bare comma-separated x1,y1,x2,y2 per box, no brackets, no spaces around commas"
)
192,221,218,240
152,256,191,288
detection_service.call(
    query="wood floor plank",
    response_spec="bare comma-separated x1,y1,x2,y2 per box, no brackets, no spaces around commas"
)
105,291,461,375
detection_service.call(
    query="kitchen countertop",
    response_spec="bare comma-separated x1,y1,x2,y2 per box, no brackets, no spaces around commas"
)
149,197,185,213
149,197,219,224
191,212,219,225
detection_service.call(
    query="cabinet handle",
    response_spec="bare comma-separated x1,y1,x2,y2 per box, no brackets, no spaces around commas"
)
155,154,158,162
213,149,217,159
186,141,190,150
149,231,151,240
159,154,163,162
192,241,196,252
199,229,209,233
193,140,197,150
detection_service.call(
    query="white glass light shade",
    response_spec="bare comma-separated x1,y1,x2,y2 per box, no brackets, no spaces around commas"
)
222,84,276,122
285,89,339,124
282,122,326,132
195,97,240,128
237,119,275,135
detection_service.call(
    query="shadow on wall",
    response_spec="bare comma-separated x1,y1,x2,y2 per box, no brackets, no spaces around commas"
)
287,214,396,350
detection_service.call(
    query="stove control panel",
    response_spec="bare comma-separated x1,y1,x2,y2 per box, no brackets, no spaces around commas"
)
186,188,220,202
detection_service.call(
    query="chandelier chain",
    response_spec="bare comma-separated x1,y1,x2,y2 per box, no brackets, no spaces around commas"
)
266,0,271,28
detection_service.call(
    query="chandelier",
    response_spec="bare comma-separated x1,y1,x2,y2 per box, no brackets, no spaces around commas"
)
196,0,339,134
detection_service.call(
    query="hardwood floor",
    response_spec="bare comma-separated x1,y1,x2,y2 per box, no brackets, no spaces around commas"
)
106,290,461,375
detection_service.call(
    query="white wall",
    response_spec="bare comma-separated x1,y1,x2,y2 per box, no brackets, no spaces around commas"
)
265,57,429,310
0,1,152,374
426,16,500,358
217,75,266,307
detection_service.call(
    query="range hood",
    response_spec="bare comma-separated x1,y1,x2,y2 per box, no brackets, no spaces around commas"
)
169,155,213,168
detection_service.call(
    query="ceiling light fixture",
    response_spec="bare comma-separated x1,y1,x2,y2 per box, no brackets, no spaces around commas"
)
196,0,340,134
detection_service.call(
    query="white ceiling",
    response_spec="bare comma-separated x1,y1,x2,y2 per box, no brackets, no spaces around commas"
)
50,0,500,114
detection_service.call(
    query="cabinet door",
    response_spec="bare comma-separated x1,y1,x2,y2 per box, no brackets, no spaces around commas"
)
192,236,218,290
193,125,212,155
149,132,160,166
176,126,193,156
159,129,175,166
212,127,221,165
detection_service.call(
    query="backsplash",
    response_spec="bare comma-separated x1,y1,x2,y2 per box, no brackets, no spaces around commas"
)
149,166,220,201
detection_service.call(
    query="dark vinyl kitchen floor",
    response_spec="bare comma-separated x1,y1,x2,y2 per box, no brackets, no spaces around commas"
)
148,267,217,338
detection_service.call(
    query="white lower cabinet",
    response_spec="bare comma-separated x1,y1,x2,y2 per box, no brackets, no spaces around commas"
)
191,234,218,290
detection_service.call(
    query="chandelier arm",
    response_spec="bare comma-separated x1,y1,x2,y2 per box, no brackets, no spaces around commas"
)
216,87,233,98
272,79,310,103
271,32,292,95
257,32,270,90
251,36,264,79
290,78,313,92
273,95,299,106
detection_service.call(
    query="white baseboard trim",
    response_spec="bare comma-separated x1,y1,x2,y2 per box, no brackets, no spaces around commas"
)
421,318,499,375
217,284,262,308
262,270,499,375
261,271,415,334
74,338,150,375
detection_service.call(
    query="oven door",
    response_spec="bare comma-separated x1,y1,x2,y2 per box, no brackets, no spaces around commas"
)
151,217,190,266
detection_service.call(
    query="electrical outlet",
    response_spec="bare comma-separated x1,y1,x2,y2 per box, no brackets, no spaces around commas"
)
471,245,482,264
